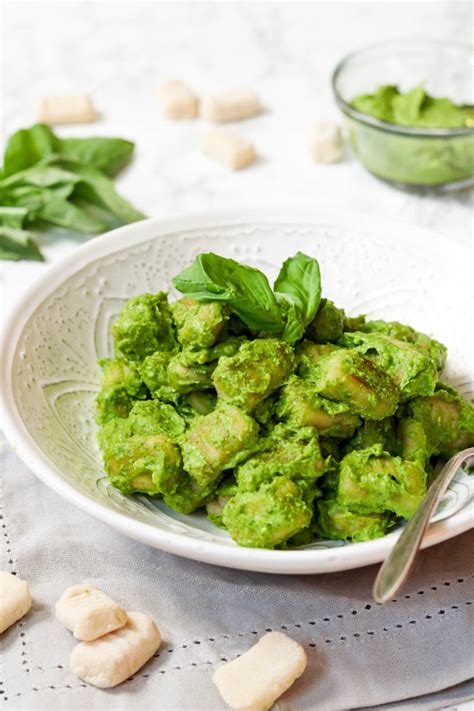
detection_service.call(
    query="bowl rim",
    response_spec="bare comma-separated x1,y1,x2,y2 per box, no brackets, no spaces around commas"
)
331,38,474,137
1,207,472,574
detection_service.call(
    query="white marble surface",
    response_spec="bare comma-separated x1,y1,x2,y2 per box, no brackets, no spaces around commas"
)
1,0,473,323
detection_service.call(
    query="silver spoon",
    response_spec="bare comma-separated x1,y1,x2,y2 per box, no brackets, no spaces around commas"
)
373,447,474,604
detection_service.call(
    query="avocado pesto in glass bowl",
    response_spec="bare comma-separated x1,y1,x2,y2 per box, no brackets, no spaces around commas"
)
332,40,474,193
95,252,474,551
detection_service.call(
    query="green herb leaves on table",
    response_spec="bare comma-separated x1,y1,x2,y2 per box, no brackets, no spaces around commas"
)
172,252,321,343
0,123,145,261
0,206,44,261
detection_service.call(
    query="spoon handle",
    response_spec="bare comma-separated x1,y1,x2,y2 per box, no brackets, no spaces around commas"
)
373,447,474,604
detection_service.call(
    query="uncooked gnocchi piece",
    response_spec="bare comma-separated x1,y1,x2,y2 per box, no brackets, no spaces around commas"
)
309,121,344,163
202,130,257,170
56,584,127,641
157,80,199,119
213,631,307,711
70,611,161,688
37,95,98,124
0,571,32,634
200,89,262,123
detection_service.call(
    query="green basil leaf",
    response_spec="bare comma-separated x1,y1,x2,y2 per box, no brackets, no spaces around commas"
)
1,185,78,222
173,253,282,333
0,165,80,190
67,164,145,223
36,198,106,233
274,252,321,327
59,137,135,176
0,206,28,228
0,226,44,261
277,295,305,344
2,126,135,178
1,186,49,216
2,124,59,177
1,123,145,258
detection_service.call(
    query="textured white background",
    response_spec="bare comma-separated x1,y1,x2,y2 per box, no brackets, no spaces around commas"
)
1,0,473,324
1,2,474,710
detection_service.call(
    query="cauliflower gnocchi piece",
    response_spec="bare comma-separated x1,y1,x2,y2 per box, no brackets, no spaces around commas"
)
201,89,262,123
0,571,32,634
397,418,429,465
171,298,228,349
202,129,257,170
70,611,161,688
222,477,312,549
352,318,448,372
308,121,344,163
276,376,361,437
213,631,307,711
306,298,345,343
157,80,198,119
307,348,399,420
37,95,98,124
96,358,147,422
405,385,474,458
316,496,392,542
56,585,127,641
340,331,438,401
337,444,426,520
112,292,176,364
182,403,259,487
167,354,215,393
213,339,295,412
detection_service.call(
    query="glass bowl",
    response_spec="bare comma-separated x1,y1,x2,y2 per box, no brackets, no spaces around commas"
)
332,40,474,193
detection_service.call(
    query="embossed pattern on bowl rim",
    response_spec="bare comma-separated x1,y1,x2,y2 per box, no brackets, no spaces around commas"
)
1,207,472,574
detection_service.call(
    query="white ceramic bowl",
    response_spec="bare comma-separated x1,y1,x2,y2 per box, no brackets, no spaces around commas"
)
2,208,473,574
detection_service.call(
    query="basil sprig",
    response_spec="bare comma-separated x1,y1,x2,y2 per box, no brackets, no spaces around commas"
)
173,251,321,344
172,253,282,333
0,123,145,261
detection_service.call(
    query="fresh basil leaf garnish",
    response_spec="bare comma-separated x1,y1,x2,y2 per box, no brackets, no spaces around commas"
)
173,253,282,333
273,252,322,341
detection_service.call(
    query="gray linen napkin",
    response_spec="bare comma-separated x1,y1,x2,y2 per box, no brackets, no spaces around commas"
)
360,678,474,711
1,434,473,711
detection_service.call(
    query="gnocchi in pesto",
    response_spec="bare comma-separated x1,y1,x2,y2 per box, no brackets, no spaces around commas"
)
96,253,474,549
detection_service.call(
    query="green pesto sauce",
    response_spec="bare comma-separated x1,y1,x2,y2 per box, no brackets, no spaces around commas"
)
348,85,474,187
351,84,471,129
96,287,474,549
